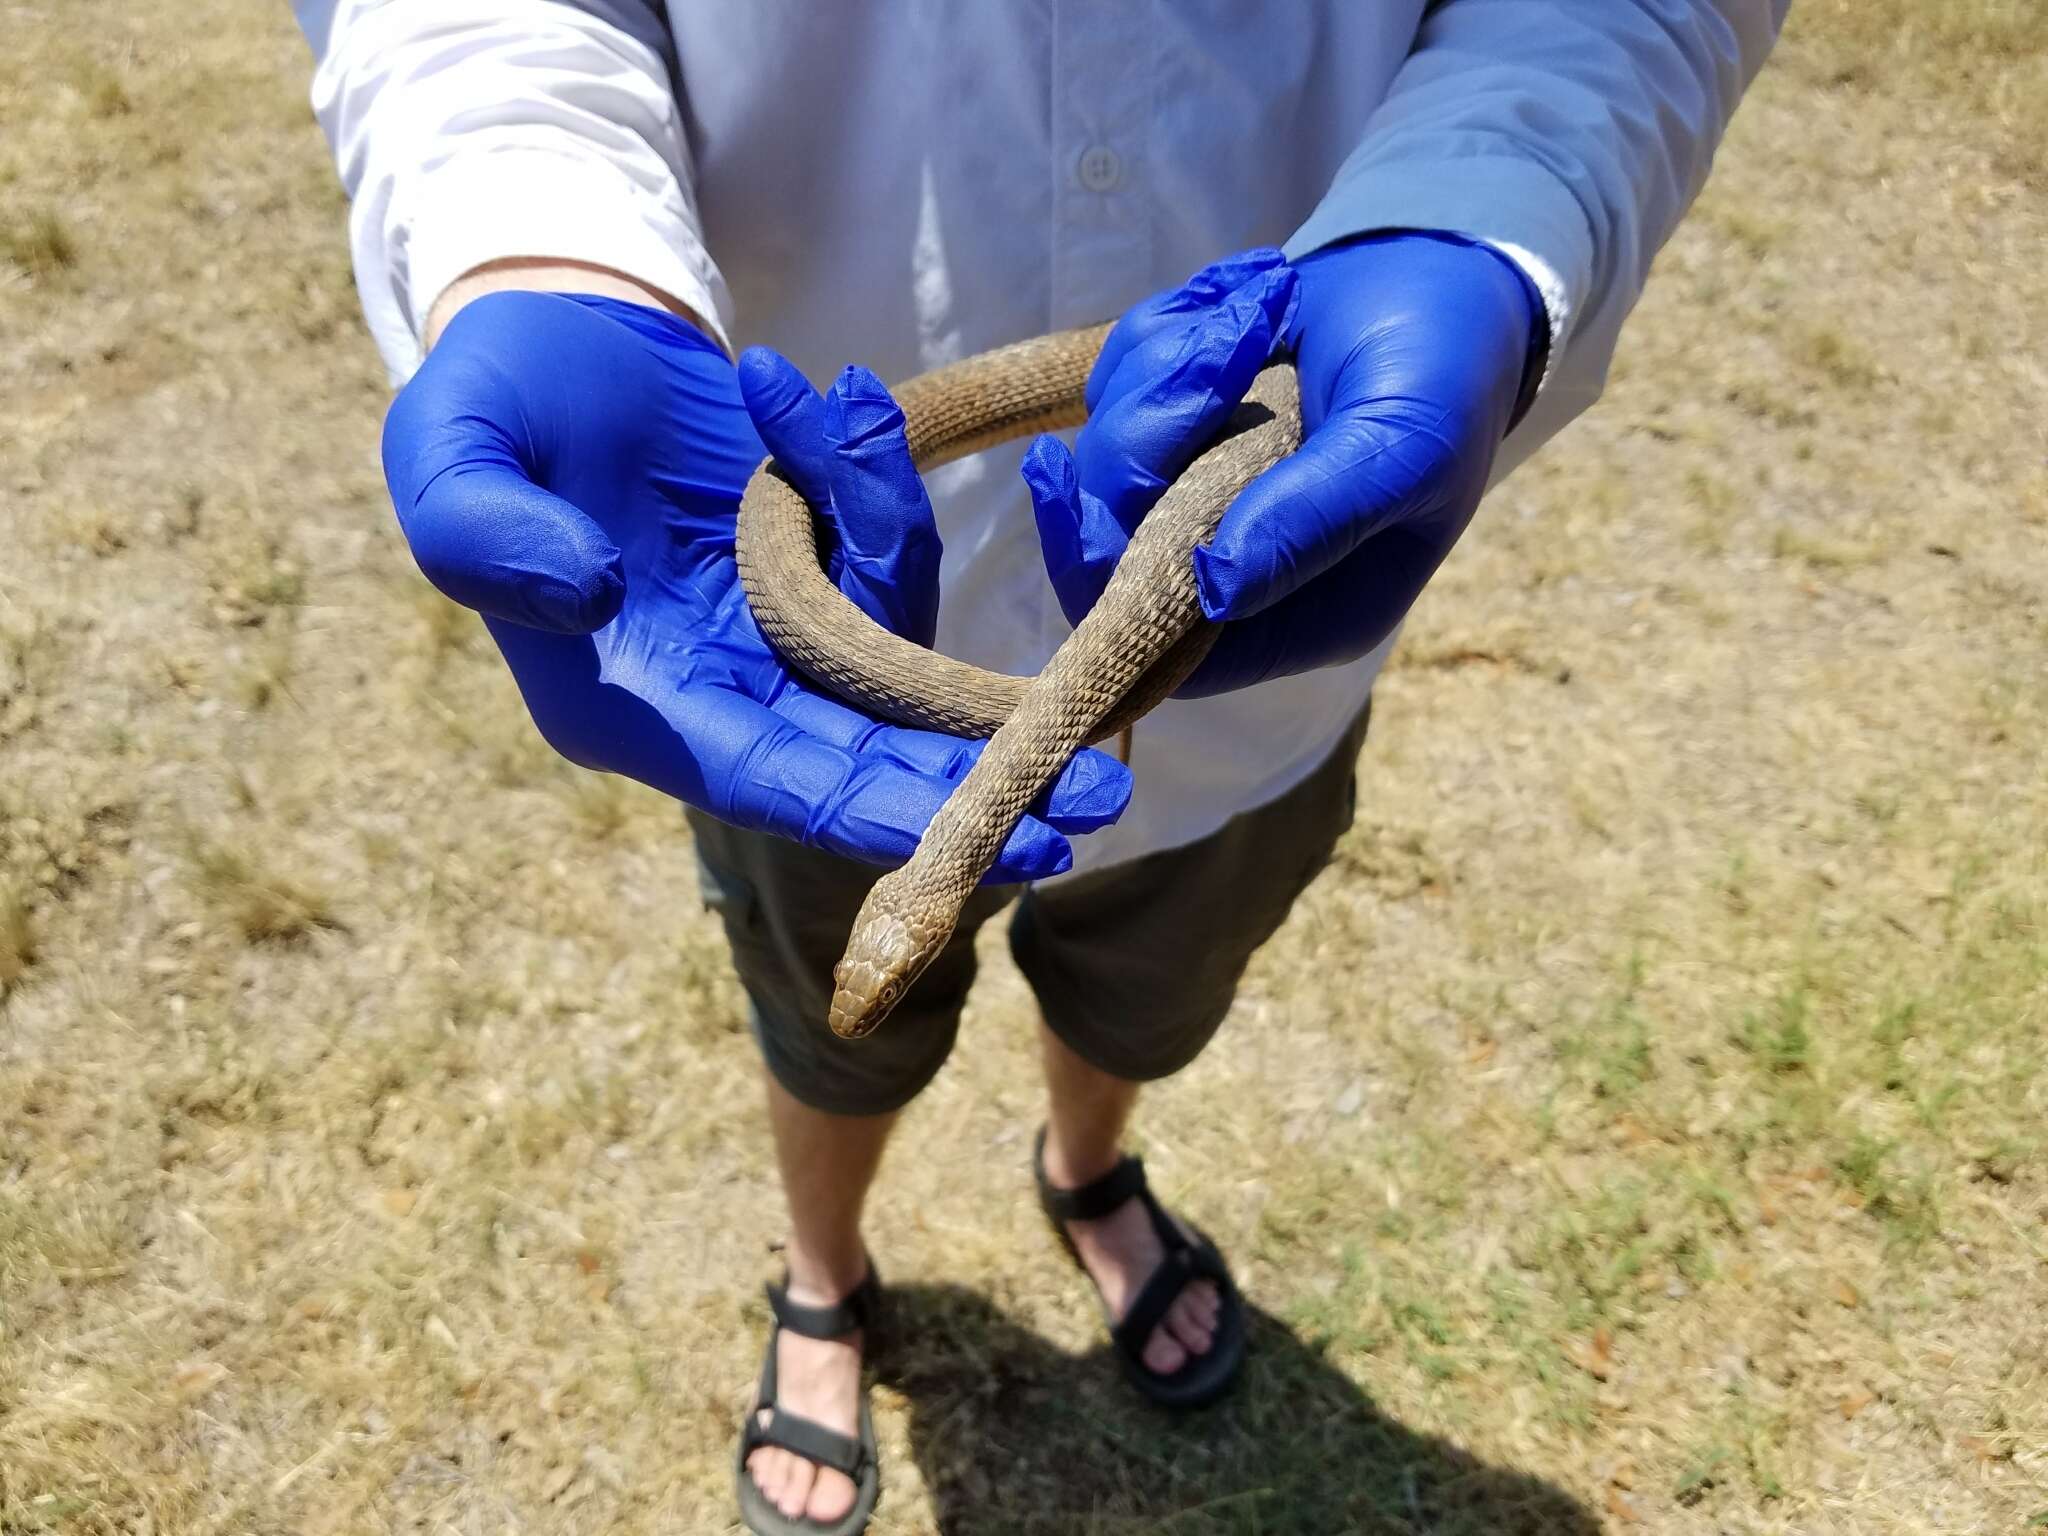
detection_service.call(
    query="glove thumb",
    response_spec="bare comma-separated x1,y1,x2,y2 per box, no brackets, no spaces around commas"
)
382,367,625,635
822,366,943,646
1020,434,1132,628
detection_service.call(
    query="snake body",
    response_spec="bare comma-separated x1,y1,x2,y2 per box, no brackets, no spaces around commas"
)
736,325,1302,1039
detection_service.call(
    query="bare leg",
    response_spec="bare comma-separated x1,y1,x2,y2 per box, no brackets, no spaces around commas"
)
746,1076,893,1526
1037,1023,1220,1375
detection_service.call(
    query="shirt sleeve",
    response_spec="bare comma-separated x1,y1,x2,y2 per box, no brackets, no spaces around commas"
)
294,0,732,382
1283,0,1788,476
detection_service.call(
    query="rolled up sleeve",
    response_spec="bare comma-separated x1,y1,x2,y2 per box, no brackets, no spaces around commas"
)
1285,0,1787,472
296,0,732,381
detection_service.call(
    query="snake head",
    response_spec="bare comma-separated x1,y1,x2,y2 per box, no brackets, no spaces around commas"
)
829,887,948,1040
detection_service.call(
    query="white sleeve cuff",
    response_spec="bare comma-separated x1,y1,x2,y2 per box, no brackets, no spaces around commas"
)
1282,148,1593,400
382,137,734,376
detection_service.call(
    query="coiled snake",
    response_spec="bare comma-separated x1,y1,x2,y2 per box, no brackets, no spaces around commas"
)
736,324,1301,1039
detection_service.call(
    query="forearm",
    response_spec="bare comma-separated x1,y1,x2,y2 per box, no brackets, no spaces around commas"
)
1289,0,1787,470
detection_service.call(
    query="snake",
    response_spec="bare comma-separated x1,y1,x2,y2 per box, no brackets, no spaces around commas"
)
735,323,1302,1040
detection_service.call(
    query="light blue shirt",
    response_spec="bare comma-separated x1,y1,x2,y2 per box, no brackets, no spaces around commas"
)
301,0,1784,872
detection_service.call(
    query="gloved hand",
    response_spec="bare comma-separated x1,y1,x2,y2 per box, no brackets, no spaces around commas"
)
1025,238,1540,693
381,291,1130,878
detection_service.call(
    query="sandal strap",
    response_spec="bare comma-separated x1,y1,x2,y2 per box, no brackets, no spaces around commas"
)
743,1405,868,1481
765,1269,880,1341
1034,1127,1150,1223
1032,1126,1242,1382
1111,1227,1230,1366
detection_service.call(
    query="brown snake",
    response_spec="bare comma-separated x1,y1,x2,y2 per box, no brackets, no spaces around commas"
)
736,323,1301,1040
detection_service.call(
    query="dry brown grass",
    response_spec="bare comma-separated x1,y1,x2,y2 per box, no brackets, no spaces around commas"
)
2,210,79,283
0,883,35,996
1,2,2044,1532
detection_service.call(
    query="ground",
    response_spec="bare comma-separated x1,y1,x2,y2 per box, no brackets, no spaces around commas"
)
1,3,2044,1532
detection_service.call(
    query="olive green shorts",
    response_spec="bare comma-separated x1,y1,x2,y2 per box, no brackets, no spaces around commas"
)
687,702,1370,1116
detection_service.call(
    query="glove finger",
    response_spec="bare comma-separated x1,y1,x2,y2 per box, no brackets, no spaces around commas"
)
771,685,1133,834
1021,435,1130,627
391,459,625,634
1021,745,1133,835
501,644,1075,879
1193,408,1455,621
382,353,627,634
738,346,831,507
1086,247,1290,411
823,367,943,646
1177,529,1444,695
1076,267,1296,530
700,686,1076,879
490,621,1067,873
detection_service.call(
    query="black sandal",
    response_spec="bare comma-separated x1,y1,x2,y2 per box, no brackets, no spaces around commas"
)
735,1269,883,1536
1033,1127,1247,1409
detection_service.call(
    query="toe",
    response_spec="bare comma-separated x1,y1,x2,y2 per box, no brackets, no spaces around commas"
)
1143,1326,1189,1376
777,1456,816,1520
809,1466,858,1525
747,1443,785,1505
1167,1289,1214,1355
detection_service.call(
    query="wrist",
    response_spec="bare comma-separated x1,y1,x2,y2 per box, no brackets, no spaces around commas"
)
1297,231,1544,434
424,258,714,353
1468,242,1547,432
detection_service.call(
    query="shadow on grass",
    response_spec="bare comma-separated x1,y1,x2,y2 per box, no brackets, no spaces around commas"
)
876,1283,1596,1536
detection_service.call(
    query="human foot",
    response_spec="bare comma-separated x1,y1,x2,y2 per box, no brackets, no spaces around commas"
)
739,1270,879,1532
1036,1132,1235,1390
1053,1175,1221,1373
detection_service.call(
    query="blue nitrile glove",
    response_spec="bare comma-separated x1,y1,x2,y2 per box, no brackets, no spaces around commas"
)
381,292,1129,878
1025,237,1541,694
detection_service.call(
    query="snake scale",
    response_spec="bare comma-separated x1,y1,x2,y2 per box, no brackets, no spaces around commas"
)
736,323,1302,1040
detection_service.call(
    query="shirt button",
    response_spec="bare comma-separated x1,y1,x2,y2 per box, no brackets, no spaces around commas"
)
1076,145,1122,193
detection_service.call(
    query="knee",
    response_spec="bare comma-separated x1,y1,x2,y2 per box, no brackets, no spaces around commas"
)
752,1001,961,1117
